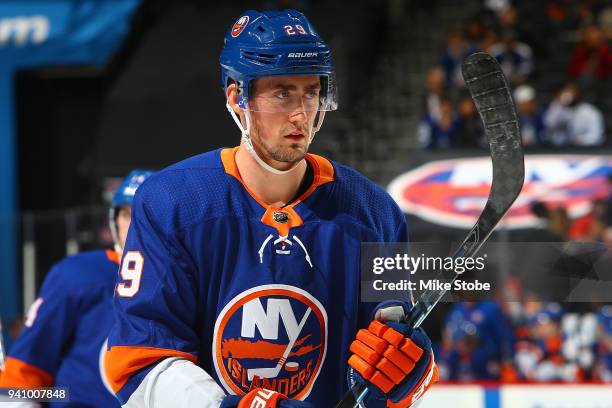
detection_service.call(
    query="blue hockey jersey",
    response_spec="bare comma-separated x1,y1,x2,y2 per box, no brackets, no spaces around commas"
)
105,147,408,405
440,302,513,380
0,249,121,407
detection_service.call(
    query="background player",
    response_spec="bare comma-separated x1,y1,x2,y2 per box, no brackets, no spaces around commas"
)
105,9,436,408
0,170,152,407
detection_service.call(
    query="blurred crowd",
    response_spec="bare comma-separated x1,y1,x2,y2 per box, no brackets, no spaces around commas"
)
437,300,612,383
418,0,611,149
437,173,612,383
420,3,611,379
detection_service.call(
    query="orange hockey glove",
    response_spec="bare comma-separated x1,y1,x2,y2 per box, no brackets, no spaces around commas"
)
348,302,438,407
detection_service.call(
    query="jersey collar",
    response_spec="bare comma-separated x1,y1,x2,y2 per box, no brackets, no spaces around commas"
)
220,147,334,236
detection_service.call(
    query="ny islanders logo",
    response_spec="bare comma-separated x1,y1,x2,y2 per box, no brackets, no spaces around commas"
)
231,15,249,37
388,155,612,229
213,285,327,399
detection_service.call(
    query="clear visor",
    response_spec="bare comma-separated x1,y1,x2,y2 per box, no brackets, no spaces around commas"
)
245,72,338,113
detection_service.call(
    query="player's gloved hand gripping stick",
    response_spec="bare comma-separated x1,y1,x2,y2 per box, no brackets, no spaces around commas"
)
347,302,438,407
337,52,526,408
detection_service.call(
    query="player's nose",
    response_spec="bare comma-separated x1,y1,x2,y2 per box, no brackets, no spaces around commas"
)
288,103,308,124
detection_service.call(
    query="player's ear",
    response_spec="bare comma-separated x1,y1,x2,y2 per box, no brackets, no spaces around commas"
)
226,83,242,115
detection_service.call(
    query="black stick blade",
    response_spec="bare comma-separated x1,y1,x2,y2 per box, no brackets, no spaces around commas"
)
462,52,524,232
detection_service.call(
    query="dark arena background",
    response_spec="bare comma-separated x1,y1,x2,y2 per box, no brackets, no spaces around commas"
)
1,0,612,406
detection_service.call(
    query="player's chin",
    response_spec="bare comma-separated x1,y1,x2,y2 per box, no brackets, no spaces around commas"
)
284,138,308,151
276,145,307,163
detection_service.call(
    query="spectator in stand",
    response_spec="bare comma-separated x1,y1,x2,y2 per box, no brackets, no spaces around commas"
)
514,85,547,146
568,199,608,241
516,301,601,383
490,29,534,86
496,5,520,37
525,201,566,241
497,4,543,53
543,83,605,146
440,28,479,89
498,3,517,22
531,201,551,228
480,27,499,53
568,24,611,85
549,207,570,240
456,93,486,147
546,0,598,30
604,227,612,245
594,305,612,381
600,6,612,41
514,303,569,381
422,66,447,121
560,310,598,381
465,16,487,49
546,1,571,26
418,97,462,149
483,0,512,17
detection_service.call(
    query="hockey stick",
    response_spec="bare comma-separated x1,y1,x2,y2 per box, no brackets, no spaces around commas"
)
247,308,312,380
336,52,525,408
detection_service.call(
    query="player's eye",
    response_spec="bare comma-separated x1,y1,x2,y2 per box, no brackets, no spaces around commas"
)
274,91,290,100
304,91,319,99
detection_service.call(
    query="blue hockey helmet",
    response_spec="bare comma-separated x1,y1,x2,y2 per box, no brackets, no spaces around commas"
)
219,9,338,113
109,169,154,253
111,169,153,208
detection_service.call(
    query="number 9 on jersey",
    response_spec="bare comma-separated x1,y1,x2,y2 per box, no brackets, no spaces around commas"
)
117,251,144,298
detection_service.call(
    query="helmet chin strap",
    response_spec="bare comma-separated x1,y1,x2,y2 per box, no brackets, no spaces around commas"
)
226,102,324,175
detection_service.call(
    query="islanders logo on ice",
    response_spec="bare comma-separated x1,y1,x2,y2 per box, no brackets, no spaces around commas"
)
213,285,327,399
388,154,612,229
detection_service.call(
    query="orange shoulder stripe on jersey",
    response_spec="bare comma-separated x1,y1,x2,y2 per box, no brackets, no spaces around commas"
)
104,346,197,393
304,153,334,186
221,147,269,209
284,152,334,208
105,249,120,264
0,357,53,388
220,146,242,182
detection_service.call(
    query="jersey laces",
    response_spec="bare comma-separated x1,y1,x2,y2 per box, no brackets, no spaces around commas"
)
258,233,313,268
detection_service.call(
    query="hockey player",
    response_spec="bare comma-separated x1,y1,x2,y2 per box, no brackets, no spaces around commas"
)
104,10,437,407
0,170,152,407
438,302,513,381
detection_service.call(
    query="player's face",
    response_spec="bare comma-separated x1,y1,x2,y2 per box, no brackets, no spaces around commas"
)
116,206,132,250
248,75,320,165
